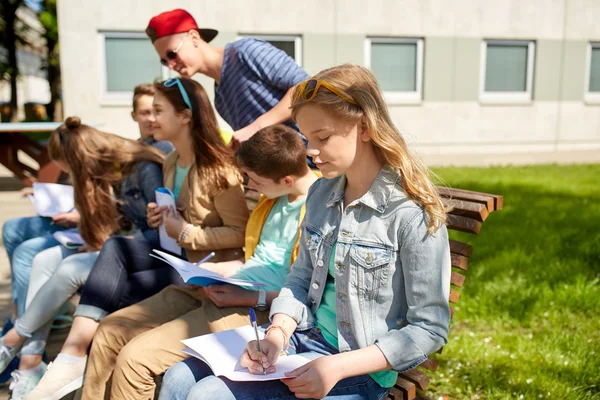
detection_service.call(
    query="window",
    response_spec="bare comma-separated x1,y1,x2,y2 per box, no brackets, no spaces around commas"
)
585,42,600,103
480,40,535,104
99,32,169,104
238,34,302,66
364,37,423,104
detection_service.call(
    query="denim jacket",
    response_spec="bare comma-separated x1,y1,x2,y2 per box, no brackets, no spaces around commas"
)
269,165,451,372
119,138,172,241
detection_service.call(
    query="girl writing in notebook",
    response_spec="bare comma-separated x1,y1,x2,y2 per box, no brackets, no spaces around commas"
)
24,77,249,400
0,116,165,398
162,64,452,400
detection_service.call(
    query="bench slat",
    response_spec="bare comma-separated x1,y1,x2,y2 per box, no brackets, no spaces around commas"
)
446,214,482,234
449,289,460,304
400,368,431,391
437,186,495,211
418,357,439,372
391,377,416,400
451,253,469,271
449,240,473,257
451,271,465,287
444,198,489,222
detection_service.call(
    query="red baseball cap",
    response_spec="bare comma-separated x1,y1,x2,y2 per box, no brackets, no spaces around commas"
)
146,9,218,43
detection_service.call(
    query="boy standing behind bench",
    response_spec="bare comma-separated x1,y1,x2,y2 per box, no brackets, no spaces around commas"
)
80,124,319,400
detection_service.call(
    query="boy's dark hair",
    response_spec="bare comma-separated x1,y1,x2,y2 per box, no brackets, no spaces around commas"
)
132,83,156,111
236,124,309,182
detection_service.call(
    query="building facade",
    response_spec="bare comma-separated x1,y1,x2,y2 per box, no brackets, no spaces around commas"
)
56,0,600,165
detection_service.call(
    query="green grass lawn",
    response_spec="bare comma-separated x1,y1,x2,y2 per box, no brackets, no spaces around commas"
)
425,164,600,400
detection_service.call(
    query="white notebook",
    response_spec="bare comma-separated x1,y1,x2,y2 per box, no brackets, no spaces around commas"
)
150,250,265,288
31,183,74,217
154,188,181,255
181,325,310,381
53,231,84,249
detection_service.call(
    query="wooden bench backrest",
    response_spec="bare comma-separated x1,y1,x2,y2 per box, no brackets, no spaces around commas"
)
389,187,503,400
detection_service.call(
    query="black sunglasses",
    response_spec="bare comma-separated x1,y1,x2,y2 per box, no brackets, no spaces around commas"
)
160,35,187,67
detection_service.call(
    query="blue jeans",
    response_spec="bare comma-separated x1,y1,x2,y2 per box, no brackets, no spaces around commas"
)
159,328,390,400
2,216,65,316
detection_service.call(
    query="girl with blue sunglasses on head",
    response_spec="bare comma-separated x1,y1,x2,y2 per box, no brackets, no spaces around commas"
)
24,77,249,400
160,64,451,400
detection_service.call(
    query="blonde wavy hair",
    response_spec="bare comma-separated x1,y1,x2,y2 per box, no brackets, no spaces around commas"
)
290,64,446,233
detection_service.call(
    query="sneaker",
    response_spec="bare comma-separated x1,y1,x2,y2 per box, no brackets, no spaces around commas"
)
0,319,20,383
23,355,87,400
8,363,47,400
0,337,22,374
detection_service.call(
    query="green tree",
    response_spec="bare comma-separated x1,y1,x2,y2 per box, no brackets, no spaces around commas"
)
0,0,25,122
39,0,60,121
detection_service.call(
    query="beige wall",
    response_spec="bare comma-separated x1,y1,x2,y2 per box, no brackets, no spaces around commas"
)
57,0,600,165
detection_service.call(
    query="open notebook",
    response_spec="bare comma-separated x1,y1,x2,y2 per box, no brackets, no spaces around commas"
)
181,325,310,381
150,250,265,288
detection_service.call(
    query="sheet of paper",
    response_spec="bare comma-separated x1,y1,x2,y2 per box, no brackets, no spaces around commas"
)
32,183,74,217
151,250,265,288
53,231,84,249
155,188,181,255
181,326,311,382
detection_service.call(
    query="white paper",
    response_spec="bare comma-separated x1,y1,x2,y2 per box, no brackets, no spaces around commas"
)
181,326,310,382
155,188,181,255
31,183,74,217
150,250,265,288
53,231,84,249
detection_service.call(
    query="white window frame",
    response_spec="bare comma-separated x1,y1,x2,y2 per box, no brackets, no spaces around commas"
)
98,31,170,106
584,42,600,104
237,34,302,66
364,37,423,105
479,40,535,105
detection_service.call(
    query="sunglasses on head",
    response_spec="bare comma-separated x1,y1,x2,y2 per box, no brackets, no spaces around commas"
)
292,79,359,106
160,34,187,67
164,78,192,110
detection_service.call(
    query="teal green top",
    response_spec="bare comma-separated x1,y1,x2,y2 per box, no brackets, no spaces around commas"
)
315,242,398,388
232,196,304,291
173,163,191,201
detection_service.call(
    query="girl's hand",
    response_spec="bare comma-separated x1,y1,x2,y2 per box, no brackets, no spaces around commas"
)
52,211,80,228
204,284,257,308
146,202,167,229
282,356,343,399
164,206,187,239
240,334,284,375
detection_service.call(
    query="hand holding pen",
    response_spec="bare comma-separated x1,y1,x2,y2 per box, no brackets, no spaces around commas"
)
249,308,266,375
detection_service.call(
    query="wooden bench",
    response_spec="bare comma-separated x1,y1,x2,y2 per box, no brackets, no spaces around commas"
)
0,122,64,186
388,187,503,400
245,184,503,399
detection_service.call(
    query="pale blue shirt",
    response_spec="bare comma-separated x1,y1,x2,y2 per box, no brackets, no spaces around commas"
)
232,196,304,291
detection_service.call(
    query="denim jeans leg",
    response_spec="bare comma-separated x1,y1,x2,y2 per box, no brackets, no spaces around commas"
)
175,328,389,400
159,358,229,400
17,250,97,339
11,235,61,317
2,216,61,263
2,216,65,301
